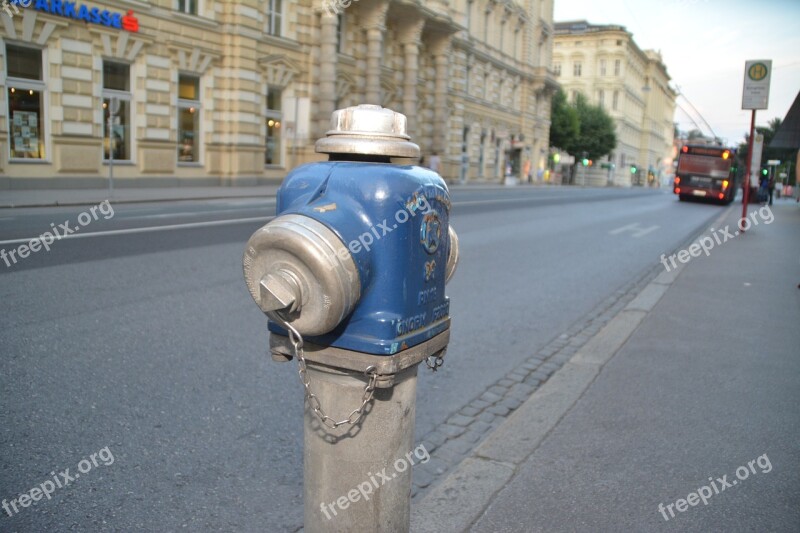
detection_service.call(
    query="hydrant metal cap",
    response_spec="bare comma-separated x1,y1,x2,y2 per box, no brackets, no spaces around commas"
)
315,105,421,159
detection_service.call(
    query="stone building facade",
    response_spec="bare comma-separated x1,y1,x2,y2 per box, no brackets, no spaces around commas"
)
0,0,557,188
553,20,676,186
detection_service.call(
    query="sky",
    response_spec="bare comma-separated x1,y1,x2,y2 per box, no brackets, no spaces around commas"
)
553,0,800,146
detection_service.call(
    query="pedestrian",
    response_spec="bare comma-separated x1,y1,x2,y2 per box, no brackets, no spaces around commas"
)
428,151,441,174
775,181,783,199
758,174,769,204
768,173,775,206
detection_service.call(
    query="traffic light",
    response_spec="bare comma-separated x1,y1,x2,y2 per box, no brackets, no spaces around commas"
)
761,168,768,176
587,159,593,167
553,153,560,164
630,165,638,174
582,158,589,166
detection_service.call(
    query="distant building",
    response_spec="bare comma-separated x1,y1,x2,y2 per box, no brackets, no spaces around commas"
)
0,0,557,188
552,20,677,186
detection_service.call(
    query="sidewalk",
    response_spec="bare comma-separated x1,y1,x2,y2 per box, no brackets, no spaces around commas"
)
413,201,800,532
0,180,559,208
0,184,282,208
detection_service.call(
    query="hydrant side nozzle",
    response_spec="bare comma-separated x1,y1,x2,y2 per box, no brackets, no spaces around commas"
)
446,226,459,284
244,214,361,337
259,271,301,313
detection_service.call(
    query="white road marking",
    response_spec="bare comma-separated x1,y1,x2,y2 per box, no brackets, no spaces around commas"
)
609,222,660,237
0,216,273,246
452,196,562,207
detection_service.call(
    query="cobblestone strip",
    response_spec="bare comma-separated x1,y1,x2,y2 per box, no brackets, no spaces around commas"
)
411,261,665,499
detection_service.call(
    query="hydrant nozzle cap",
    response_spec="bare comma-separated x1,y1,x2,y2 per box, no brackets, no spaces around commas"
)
315,105,421,159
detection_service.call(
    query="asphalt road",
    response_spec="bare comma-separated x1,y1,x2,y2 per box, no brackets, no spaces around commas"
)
0,186,725,531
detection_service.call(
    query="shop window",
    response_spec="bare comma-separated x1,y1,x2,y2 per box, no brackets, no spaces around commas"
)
102,61,131,161
178,74,201,163
6,44,45,160
265,87,282,165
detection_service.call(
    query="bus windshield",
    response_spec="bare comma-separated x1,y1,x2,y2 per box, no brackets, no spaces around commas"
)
677,147,732,178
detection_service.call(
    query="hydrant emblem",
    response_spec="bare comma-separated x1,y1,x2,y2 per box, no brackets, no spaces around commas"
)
421,211,442,254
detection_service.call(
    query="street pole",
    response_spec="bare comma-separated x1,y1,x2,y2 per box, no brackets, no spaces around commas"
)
741,110,756,231
108,114,114,197
108,97,119,198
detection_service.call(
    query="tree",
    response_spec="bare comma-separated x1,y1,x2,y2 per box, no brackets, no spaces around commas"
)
572,93,617,160
549,91,616,161
737,117,793,173
687,129,706,141
549,89,579,152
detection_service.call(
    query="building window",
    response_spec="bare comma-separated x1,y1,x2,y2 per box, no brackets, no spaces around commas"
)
6,44,45,160
614,59,621,76
573,61,582,77
465,64,472,95
620,153,626,167
484,9,490,43
599,59,606,76
336,14,345,53
102,61,132,161
466,0,473,33
177,0,197,15
553,62,561,76
598,90,604,108
265,87,282,165
178,74,201,163
266,0,282,37
612,90,619,110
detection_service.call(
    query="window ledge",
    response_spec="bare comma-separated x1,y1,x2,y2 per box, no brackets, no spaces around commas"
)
117,0,152,11
178,162,203,167
172,12,219,30
102,160,135,166
9,158,50,164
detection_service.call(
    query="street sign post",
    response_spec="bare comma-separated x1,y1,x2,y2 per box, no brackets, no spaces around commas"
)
741,60,772,230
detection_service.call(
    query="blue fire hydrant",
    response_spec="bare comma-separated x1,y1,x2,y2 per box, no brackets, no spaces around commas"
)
244,104,457,359
243,105,458,533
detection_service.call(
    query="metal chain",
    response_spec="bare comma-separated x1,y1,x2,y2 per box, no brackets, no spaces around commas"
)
277,317,379,429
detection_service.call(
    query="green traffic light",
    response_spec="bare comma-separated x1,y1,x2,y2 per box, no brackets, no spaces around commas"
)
582,158,589,166
630,166,637,174
761,169,768,176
